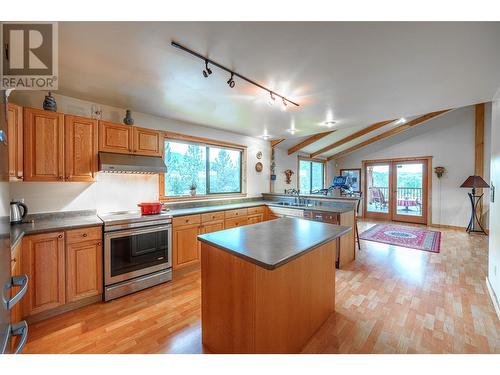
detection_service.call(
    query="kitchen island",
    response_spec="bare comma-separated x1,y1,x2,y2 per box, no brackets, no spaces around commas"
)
198,217,351,353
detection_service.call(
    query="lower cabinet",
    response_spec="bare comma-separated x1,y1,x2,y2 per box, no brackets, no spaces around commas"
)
173,224,201,269
21,226,102,319
66,239,103,303
22,231,66,316
172,206,268,270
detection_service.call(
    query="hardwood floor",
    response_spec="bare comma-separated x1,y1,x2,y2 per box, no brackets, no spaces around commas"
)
23,220,500,354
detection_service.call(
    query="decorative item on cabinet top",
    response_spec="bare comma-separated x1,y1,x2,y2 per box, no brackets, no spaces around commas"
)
123,109,134,125
42,91,57,111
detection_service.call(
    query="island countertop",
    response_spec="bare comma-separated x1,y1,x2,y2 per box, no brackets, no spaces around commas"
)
198,217,351,270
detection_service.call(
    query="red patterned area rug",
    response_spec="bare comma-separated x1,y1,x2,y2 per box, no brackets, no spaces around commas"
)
359,224,441,253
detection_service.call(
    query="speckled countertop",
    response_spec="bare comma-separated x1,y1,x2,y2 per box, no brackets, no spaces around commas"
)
10,210,103,249
198,217,351,270
167,199,355,217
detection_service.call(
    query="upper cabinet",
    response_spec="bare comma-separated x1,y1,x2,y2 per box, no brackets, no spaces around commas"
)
7,103,23,181
133,126,163,157
65,115,98,182
98,121,133,154
23,107,65,182
98,121,162,157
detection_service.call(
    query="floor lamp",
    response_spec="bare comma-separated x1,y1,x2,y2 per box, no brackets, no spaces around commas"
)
460,175,490,234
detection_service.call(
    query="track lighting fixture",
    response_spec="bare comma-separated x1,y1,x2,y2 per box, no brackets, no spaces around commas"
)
171,41,299,108
227,72,235,88
202,60,212,78
281,98,287,111
268,92,276,106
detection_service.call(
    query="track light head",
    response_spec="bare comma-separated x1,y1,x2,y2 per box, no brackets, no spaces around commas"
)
281,98,288,111
268,92,276,106
203,60,212,78
227,72,235,88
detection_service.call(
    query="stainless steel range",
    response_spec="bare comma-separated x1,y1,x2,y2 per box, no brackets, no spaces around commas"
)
98,211,173,301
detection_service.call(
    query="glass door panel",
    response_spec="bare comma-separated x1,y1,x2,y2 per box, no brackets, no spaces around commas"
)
392,161,427,224
365,163,391,219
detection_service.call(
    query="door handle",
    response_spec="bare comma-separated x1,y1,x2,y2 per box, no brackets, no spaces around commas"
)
5,275,29,310
10,321,28,354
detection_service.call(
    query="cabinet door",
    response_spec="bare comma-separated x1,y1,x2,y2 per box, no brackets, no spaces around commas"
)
66,240,103,303
173,225,200,269
7,103,23,181
23,107,65,181
133,126,162,157
98,121,132,154
201,221,224,234
65,115,98,182
22,232,66,316
224,217,248,229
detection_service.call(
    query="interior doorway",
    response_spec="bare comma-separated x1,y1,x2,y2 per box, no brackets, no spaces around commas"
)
364,157,430,224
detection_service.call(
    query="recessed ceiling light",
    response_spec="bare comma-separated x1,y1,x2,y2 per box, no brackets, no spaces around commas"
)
323,121,336,127
286,128,297,135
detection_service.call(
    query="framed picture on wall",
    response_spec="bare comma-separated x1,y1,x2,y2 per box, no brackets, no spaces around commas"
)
340,168,361,193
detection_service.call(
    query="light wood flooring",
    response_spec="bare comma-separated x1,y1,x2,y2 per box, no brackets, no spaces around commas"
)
23,220,500,354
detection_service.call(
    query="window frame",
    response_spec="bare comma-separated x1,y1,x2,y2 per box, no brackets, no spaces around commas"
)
159,132,247,201
297,156,327,194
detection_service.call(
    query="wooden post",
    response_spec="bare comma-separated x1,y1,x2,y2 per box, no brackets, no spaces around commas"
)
475,103,485,221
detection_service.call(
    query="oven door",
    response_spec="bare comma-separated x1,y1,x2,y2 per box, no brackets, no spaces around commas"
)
104,224,172,285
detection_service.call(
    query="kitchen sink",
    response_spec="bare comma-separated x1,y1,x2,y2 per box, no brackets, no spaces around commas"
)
274,202,314,208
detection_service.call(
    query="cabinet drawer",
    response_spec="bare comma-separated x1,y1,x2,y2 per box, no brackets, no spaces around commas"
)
247,206,265,215
224,208,248,219
173,214,201,227
201,211,225,223
247,214,264,224
66,226,102,244
322,213,337,224
225,217,248,229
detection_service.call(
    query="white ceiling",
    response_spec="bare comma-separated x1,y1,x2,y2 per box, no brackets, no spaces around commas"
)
57,22,500,147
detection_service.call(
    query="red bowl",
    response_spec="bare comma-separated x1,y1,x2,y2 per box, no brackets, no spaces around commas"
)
137,202,162,215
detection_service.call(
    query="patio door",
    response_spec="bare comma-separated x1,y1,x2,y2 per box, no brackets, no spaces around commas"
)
364,158,428,224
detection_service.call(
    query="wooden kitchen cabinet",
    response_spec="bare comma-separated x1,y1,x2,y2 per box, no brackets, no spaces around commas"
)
98,121,133,154
65,115,98,182
66,238,103,303
23,107,65,181
22,231,66,316
247,214,264,224
7,103,23,181
133,126,162,157
98,121,162,157
173,223,201,269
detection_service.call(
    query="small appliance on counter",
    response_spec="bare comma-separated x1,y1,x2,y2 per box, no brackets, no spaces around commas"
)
10,201,28,224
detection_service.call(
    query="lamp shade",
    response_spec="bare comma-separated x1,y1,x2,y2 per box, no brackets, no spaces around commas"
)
460,175,490,188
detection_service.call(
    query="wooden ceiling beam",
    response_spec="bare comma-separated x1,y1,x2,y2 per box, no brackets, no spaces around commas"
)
327,109,452,161
287,131,335,155
271,139,286,148
309,119,395,158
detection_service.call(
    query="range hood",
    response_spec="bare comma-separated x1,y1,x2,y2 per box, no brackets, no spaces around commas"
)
99,152,167,174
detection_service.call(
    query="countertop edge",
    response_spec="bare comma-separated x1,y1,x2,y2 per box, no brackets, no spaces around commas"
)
198,224,352,270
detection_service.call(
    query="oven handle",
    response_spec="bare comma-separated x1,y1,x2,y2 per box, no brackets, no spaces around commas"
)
104,224,171,239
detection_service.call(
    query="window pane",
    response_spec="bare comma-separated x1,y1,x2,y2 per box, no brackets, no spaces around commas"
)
311,162,324,192
299,160,311,194
164,141,207,196
208,147,241,193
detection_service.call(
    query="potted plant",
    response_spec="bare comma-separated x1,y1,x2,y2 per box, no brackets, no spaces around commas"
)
189,182,197,196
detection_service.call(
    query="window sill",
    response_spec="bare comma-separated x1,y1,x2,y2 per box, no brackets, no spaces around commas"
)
160,193,247,203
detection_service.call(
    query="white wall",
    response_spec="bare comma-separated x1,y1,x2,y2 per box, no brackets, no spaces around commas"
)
488,98,500,307
10,91,271,213
331,105,491,227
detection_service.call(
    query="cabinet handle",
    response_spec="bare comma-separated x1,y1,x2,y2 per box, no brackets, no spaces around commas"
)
97,242,101,246
11,258,16,264
58,234,63,239
83,233,88,237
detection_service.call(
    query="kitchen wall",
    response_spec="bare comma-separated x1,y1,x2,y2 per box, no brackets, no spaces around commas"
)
488,96,500,314
10,91,271,213
331,104,491,228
